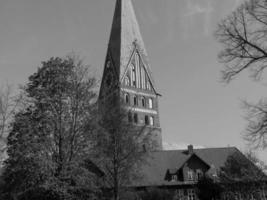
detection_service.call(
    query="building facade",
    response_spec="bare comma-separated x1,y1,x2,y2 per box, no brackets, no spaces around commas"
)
98,0,162,150
98,0,267,199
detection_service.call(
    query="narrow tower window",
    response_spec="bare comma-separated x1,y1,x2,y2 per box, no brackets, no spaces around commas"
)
128,112,132,123
131,65,136,87
134,96,138,106
149,116,154,126
125,93,129,104
134,113,138,124
148,98,153,109
141,97,146,107
145,116,149,125
141,67,145,89
135,53,140,88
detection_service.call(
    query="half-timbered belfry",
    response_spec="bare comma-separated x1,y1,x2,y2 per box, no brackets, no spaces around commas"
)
99,0,162,150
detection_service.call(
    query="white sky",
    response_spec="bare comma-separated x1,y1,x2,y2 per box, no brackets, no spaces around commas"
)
0,0,266,163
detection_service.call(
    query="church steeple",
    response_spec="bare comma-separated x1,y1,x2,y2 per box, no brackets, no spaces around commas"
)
99,0,162,150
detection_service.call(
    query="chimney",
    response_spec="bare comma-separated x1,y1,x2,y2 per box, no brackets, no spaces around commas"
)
188,145,193,154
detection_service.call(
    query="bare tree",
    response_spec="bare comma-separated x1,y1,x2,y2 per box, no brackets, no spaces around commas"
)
95,103,153,200
242,100,267,149
216,0,267,83
0,84,22,167
216,0,267,149
244,150,267,173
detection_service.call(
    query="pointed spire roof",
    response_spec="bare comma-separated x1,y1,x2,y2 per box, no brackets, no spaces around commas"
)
108,0,156,87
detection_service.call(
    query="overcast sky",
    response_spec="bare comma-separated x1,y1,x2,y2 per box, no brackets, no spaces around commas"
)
0,0,266,162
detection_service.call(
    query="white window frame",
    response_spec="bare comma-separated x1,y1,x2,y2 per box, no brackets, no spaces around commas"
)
148,98,153,109
171,174,177,181
187,189,196,200
149,116,154,126
188,170,194,181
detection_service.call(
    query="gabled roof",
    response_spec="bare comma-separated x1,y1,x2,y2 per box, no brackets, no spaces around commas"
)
107,0,156,89
130,147,264,187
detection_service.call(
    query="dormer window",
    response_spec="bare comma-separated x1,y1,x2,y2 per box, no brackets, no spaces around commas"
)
188,170,194,181
171,175,177,181
196,169,203,180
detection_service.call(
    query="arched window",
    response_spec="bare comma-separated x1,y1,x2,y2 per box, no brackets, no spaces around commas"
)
125,76,130,86
141,97,146,107
125,93,129,104
134,96,138,106
134,113,138,124
131,65,136,87
149,116,154,126
145,116,149,125
148,98,153,109
128,112,132,123
141,67,145,89
135,53,140,88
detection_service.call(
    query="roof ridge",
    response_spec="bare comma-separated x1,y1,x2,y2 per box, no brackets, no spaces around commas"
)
152,146,237,153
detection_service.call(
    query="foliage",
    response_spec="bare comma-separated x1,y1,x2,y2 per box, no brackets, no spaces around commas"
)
0,84,23,167
220,151,265,182
196,176,223,200
244,150,267,174
243,100,267,149
138,188,174,200
1,56,100,200
219,151,266,200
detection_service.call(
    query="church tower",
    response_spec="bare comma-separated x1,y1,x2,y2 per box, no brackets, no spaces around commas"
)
99,0,162,150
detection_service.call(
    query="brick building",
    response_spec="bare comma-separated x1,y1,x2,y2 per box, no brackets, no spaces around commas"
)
98,0,267,199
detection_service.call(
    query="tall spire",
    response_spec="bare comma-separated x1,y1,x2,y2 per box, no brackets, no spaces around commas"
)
100,0,162,150
108,0,155,87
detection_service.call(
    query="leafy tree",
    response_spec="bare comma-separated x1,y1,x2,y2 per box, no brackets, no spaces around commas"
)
1,56,100,200
196,176,223,200
96,104,153,200
219,151,266,200
138,187,174,200
244,150,267,173
216,0,267,149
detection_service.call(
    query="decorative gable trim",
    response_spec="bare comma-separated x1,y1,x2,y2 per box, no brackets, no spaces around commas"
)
120,41,158,94
135,44,157,94
179,153,211,171
120,42,137,84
